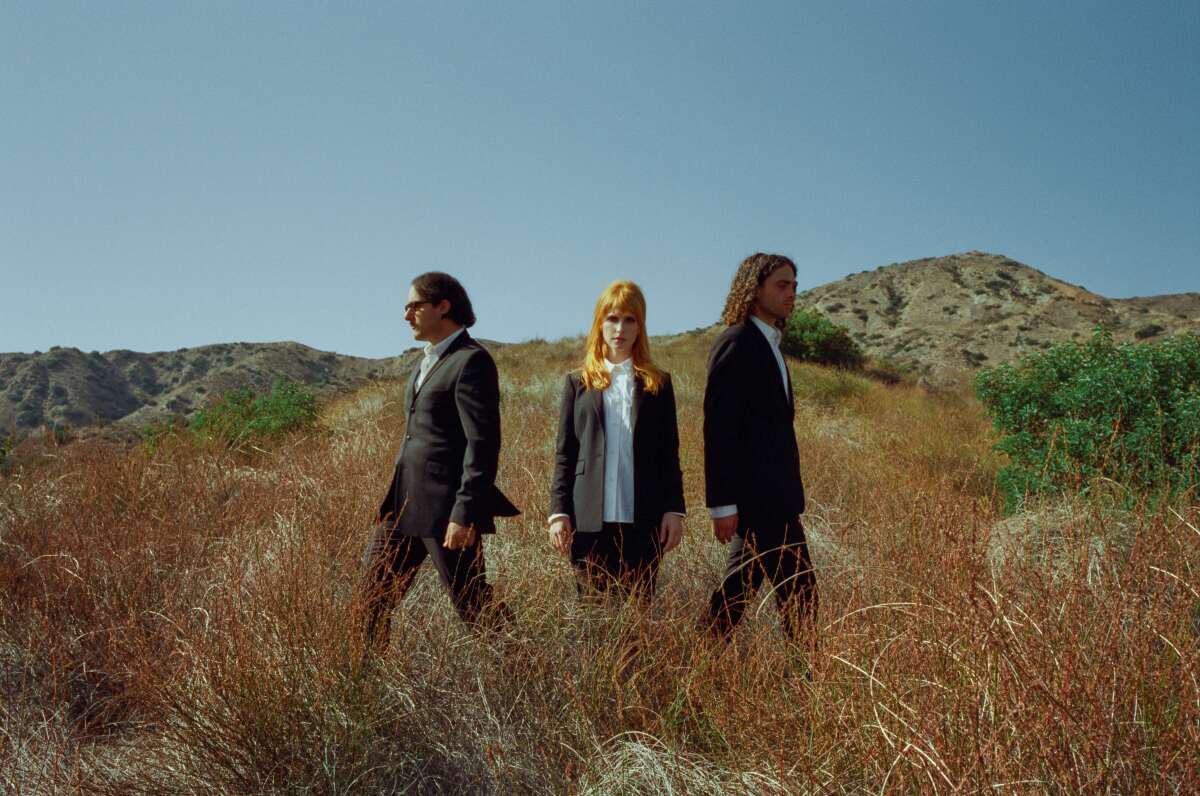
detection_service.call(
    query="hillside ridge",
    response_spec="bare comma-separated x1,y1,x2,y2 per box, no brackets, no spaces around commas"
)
3,252,1196,435
797,251,1198,374
0,341,424,436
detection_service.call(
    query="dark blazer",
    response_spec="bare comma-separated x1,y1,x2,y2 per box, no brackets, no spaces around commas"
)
703,322,805,526
377,331,519,537
549,370,685,534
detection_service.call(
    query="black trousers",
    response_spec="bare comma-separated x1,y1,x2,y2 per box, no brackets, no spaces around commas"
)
571,522,663,602
706,516,819,642
356,525,508,656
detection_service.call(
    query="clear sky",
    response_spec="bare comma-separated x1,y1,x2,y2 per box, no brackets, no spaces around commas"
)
3,1,1197,358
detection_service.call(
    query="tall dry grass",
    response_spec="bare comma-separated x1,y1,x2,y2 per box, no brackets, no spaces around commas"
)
1,331,1197,793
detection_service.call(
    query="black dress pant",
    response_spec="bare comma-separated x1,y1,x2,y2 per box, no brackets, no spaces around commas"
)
357,524,507,656
706,516,818,642
571,522,663,603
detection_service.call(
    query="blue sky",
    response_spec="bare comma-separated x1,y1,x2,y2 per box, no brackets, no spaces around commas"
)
3,1,1197,357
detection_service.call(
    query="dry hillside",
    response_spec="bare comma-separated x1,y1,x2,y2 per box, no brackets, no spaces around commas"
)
3,251,1195,436
799,251,1199,374
0,342,422,436
2,332,1195,792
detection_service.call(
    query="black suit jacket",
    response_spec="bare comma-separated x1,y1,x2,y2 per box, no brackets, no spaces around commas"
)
377,330,519,537
549,370,685,534
703,322,805,526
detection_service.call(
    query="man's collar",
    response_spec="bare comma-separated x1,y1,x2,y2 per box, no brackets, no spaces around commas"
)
749,314,782,345
424,326,466,358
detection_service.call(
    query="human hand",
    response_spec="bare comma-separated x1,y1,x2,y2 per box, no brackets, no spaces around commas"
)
712,514,738,544
548,516,573,557
659,513,684,553
443,521,477,550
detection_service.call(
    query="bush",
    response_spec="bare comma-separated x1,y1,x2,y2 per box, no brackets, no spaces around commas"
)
188,379,318,448
782,309,865,369
863,357,908,385
975,327,1200,511
41,422,73,445
138,416,188,455
791,363,871,406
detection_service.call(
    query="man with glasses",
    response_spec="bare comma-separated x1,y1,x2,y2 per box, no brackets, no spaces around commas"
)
356,272,519,657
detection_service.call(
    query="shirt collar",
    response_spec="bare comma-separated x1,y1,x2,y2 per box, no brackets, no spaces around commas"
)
424,326,465,359
603,357,634,374
749,314,782,347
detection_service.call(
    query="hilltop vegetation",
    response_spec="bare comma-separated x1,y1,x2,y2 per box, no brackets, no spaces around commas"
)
2,330,1196,793
0,341,420,437
3,251,1197,439
799,251,1200,374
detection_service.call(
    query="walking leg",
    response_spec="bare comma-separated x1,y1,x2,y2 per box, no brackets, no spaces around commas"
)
704,531,768,640
354,528,426,659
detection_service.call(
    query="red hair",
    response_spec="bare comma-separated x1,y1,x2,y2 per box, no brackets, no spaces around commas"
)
579,280,665,394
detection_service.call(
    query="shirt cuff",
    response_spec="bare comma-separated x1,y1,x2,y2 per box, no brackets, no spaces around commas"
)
547,513,570,526
708,504,737,519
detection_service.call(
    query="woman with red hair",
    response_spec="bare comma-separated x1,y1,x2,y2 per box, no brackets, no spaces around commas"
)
548,280,686,601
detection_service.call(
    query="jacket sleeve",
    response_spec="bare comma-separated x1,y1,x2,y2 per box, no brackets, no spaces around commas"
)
549,373,579,519
658,374,686,516
450,349,502,527
703,333,746,509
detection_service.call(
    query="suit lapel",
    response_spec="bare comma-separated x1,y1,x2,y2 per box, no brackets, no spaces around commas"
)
405,361,419,413
744,323,790,412
784,362,795,416
589,382,605,433
631,374,645,434
412,330,472,400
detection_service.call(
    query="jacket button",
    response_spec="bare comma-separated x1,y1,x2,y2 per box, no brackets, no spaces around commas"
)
405,434,412,441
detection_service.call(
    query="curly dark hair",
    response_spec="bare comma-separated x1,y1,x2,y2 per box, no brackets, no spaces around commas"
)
719,253,797,327
411,271,476,328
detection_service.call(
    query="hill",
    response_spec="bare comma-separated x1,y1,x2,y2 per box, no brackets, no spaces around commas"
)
3,329,1195,792
798,251,1199,374
2,251,1195,435
0,342,423,436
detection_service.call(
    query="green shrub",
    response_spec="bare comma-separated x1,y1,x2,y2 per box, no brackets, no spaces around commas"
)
188,379,318,448
791,365,870,406
782,309,865,369
43,422,72,445
975,327,1200,511
0,433,13,472
139,416,188,456
863,357,907,385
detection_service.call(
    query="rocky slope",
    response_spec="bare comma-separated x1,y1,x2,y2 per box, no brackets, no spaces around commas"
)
0,342,422,436
798,252,1198,375
3,252,1195,435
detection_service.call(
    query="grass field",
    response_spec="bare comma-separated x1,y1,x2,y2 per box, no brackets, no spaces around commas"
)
2,330,1197,793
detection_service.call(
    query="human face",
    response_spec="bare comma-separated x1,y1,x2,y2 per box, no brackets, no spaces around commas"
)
753,266,797,324
601,307,639,364
404,285,446,342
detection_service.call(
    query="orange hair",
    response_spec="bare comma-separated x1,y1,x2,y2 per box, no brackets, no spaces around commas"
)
580,280,666,394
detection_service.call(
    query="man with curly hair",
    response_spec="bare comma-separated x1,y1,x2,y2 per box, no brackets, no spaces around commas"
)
702,253,819,654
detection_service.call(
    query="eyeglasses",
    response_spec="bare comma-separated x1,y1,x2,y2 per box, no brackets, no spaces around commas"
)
404,300,432,313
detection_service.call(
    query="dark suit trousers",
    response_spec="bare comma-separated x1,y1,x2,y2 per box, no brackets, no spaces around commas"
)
357,524,507,655
571,522,663,603
706,516,818,642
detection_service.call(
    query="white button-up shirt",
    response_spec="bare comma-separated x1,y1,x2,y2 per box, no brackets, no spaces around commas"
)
415,327,465,391
708,315,790,519
601,357,636,523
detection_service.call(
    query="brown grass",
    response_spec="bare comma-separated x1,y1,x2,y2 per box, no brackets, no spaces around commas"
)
1,331,1197,793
